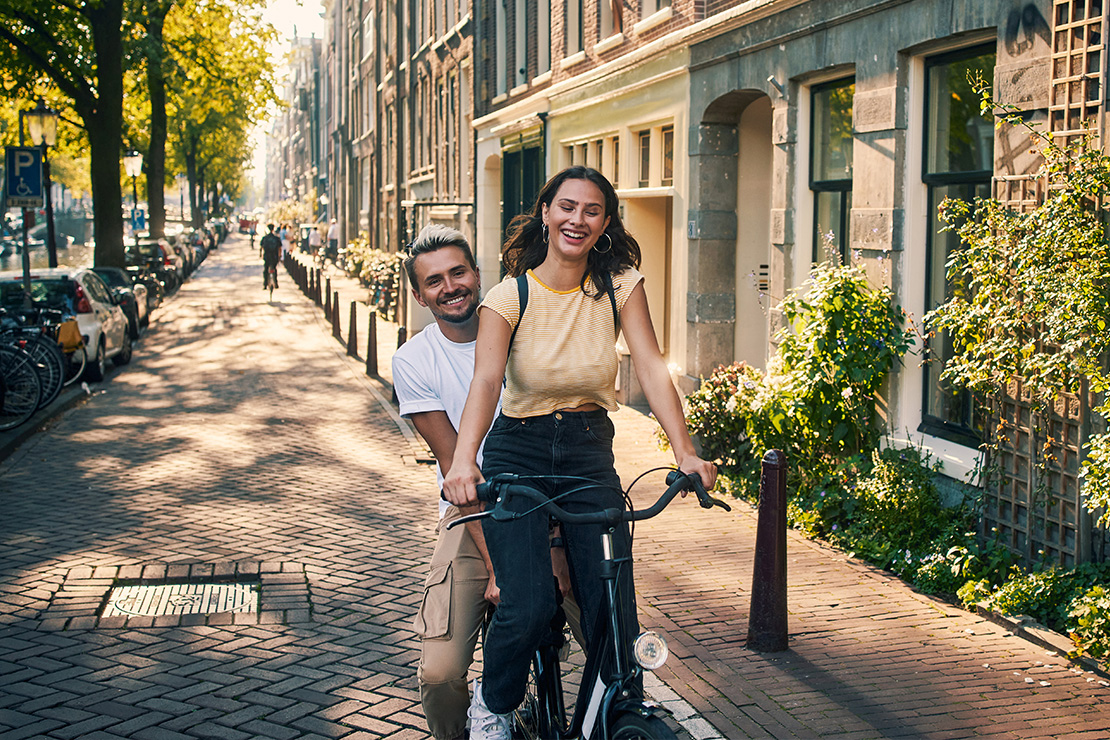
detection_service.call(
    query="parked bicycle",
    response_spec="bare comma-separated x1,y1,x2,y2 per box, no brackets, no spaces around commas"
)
449,469,730,740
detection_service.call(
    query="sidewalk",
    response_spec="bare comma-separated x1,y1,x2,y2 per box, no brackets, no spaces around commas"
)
0,234,1107,739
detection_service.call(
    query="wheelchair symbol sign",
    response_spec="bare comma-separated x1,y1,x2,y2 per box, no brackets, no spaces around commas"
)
5,146,43,208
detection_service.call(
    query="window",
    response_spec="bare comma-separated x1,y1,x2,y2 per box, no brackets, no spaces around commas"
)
611,136,620,188
642,0,672,15
600,0,622,38
537,0,551,75
638,130,651,187
810,78,854,264
566,0,583,54
922,45,996,444
515,0,528,87
661,125,674,186
494,0,507,96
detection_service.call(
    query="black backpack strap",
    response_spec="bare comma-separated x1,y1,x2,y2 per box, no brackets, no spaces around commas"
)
603,271,619,337
508,272,528,355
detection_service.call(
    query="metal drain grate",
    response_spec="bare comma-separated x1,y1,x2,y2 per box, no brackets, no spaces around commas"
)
102,582,259,617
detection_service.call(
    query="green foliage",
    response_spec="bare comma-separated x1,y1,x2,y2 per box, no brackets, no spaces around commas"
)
963,563,1110,658
853,447,947,554
923,84,1110,527
685,263,913,495
683,362,760,471
344,236,403,320
1069,585,1110,660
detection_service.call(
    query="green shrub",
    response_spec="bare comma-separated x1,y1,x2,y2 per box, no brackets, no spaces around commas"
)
1070,585,1110,660
854,447,946,554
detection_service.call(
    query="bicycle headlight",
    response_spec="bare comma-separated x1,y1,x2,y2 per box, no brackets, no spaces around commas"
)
632,631,669,670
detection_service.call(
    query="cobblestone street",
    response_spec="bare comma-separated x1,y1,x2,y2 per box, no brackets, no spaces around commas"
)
1,235,1109,739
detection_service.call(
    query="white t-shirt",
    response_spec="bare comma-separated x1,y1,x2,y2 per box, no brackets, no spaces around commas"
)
392,322,499,518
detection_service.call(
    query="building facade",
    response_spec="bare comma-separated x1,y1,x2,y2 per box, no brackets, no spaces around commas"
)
291,0,1106,565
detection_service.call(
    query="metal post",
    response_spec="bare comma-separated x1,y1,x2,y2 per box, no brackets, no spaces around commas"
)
332,291,341,339
365,309,378,377
42,145,57,268
346,301,358,356
324,277,332,318
748,449,788,652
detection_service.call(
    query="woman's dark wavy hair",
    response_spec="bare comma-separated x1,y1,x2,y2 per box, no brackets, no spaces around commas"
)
501,166,641,297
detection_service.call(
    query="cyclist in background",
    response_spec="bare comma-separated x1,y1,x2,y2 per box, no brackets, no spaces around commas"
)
259,223,281,289
442,166,717,740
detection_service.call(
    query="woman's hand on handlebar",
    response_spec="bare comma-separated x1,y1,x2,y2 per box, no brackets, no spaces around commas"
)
677,454,718,493
442,461,484,506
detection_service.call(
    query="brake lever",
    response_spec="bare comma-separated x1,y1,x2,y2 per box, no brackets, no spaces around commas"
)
683,471,733,512
444,510,493,530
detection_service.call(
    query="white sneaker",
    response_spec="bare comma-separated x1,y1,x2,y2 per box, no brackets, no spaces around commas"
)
467,678,512,740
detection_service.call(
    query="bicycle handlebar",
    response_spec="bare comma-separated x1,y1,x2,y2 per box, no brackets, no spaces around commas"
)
445,470,731,531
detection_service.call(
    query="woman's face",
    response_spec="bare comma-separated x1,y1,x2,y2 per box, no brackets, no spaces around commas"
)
541,178,611,262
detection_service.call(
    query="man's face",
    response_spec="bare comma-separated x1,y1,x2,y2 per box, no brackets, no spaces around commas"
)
411,246,480,324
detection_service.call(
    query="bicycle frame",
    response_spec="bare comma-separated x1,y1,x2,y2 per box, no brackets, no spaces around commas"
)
456,471,730,740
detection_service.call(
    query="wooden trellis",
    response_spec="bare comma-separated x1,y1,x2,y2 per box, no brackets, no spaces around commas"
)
978,0,1109,567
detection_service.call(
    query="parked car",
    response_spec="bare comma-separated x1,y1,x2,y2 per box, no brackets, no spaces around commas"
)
91,266,149,339
0,267,132,381
125,238,182,293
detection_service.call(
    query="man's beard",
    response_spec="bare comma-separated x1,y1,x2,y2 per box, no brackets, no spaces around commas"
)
432,293,479,324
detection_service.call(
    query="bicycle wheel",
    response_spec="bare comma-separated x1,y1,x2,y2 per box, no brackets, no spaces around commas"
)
19,335,65,408
0,345,43,430
609,713,679,740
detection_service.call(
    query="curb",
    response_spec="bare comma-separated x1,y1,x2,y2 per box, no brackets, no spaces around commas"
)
974,602,1110,680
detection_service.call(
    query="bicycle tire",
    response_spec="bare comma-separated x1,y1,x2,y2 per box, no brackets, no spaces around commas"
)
0,345,43,430
20,334,65,408
63,346,86,386
609,712,679,740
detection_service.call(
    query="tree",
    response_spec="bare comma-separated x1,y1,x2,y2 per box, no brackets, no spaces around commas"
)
163,0,277,227
0,1,130,267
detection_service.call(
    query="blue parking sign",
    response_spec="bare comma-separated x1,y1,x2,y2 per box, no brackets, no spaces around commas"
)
5,146,44,208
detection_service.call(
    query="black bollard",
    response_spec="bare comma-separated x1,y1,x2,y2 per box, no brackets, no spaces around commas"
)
366,310,378,376
748,449,788,652
347,301,358,356
324,278,332,318
332,291,342,339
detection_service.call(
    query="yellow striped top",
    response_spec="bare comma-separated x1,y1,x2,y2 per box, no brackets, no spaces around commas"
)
480,268,644,417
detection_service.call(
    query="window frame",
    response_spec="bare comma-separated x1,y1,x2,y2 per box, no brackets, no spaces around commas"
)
919,43,996,447
809,77,855,265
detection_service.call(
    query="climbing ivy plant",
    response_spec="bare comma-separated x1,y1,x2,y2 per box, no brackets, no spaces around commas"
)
925,81,1110,526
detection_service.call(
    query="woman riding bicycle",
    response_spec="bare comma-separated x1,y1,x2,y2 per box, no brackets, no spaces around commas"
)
442,165,717,740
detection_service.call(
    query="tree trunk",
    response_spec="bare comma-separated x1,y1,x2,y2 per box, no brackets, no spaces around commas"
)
145,3,169,239
186,146,199,228
88,0,126,268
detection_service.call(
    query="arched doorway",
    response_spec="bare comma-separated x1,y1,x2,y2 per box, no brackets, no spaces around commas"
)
689,91,773,374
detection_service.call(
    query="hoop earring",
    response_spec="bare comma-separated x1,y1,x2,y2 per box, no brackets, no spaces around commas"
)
594,233,613,254
541,223,549,244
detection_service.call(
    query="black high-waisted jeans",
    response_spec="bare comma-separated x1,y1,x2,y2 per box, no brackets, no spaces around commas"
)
479,409,637,715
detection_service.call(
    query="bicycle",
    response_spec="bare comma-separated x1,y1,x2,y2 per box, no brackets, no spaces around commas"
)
450,469,731,740
0,343,42,430
264,264,278,300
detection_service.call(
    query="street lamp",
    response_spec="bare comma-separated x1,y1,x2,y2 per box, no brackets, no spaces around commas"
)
175,173,188,224
22,98,60,268
123,150,143,248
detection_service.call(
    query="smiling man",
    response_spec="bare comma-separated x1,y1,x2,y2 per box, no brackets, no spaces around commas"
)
392,224,498,740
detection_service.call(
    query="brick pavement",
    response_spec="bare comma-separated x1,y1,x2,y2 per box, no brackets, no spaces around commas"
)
0,234,1108,739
